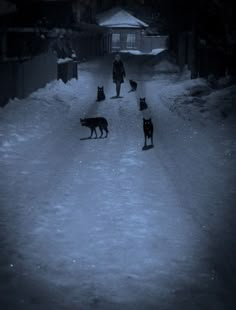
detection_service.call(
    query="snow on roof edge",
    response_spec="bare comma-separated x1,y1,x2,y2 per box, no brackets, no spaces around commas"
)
97,7,149,29
99,23,145,29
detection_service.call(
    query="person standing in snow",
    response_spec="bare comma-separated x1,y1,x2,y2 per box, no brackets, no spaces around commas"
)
112,54,126,97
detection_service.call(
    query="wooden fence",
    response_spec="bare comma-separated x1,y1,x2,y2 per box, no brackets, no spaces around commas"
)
0,51,57,107
140,35,168,53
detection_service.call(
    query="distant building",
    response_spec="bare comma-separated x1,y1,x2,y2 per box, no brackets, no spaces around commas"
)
0,0,16,17
96,7,148,52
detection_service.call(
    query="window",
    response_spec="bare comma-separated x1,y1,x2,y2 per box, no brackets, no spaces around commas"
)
112,33,121,48
126,33,136,49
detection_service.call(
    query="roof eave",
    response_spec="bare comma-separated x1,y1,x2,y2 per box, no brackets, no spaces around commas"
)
101,24,146,29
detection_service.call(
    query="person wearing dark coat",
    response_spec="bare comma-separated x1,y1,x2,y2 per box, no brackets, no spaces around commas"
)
112,54,126,97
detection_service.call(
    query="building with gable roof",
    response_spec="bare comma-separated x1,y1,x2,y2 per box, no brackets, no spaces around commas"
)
96,7,167,53
96,7,149,52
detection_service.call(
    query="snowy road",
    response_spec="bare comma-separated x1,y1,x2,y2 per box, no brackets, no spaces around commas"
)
0,54,235,309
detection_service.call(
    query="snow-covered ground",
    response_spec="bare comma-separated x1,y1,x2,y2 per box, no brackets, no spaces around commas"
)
120,48,166,56
0,54,235,309
57,57,74,64
158,75,236,124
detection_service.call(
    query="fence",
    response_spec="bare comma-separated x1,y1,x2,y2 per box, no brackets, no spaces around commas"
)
0,50,57,107
57,59,78,83
140,35,168,53
70,32,111,61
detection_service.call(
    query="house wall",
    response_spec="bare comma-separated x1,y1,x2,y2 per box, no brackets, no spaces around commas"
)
109,28,168,53
0,50,57,107
110,28,142,52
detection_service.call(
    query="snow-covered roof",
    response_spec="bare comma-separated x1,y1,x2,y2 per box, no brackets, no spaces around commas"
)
97,8,149,29
0,0,16,16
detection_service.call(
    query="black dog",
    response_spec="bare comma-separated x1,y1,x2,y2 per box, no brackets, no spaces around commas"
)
140,97,148,111
80,117,109,138
97,86,106,101
143,118,153,147
129,79,138,92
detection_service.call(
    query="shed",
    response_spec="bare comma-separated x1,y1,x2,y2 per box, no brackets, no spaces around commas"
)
96,7,149,52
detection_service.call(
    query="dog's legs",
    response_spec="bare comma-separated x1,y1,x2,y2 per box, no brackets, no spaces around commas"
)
116,81,121,97
104,126,108,138
144,135,147,147
90,128,94,138
94,128,97,138
99,126,103,138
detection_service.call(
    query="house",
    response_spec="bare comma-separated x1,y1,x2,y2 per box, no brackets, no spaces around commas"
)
96,7,149,52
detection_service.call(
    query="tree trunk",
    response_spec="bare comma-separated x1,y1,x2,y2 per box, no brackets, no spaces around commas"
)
178,32,187,71
190,3,199,79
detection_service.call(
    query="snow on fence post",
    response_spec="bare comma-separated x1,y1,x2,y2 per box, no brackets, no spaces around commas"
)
57,57,78,83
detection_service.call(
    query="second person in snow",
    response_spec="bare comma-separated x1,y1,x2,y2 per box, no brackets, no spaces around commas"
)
112,54,126,97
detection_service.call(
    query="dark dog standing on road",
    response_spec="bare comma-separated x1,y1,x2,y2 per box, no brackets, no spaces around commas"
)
80,117,109,138
143,118,153,148
140,97,148,111
96,86,106,101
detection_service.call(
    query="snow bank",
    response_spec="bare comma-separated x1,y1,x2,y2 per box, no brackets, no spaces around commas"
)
202,86,236,119
29,78,78,103
160,77,236,123
208,74,235,89
150,48,166,55
120,48,166,56
57,57,73,64
120,49,143,55
154,59,180,73
0,78,80,152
